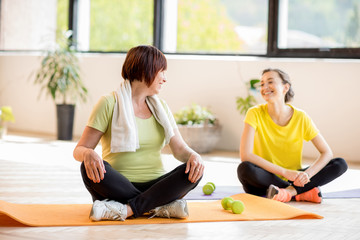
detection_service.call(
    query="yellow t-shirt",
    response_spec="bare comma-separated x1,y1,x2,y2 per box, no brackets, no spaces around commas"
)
244,104,319,171
87,93,177,183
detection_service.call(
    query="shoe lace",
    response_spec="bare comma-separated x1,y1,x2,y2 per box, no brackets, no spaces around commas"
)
103,201,125,221
149,206,171,219
148,200,187,219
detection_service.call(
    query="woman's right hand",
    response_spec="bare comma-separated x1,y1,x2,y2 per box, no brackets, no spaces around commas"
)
283,169,300,182
73,126,105,183
83,148,106,183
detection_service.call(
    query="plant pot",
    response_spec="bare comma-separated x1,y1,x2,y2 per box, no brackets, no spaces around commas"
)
56,104,75,141
177,124,221,154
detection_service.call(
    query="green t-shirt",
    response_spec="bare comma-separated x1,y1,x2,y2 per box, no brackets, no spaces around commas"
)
244,104,319,171
87,93,176,183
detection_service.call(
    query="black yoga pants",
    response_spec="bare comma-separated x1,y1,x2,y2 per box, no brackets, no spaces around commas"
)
237,158,348,196
81,161,201,218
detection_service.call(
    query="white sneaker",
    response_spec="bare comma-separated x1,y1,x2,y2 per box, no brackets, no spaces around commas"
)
149,199,189,219
90,199,127,221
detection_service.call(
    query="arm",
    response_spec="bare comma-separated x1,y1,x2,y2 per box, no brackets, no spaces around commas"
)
293,134,333,186
168,128,204,183
73,126,106,183
305,134,333,177
240,123,300,181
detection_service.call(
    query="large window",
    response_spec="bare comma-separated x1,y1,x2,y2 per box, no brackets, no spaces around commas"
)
278,0,360,49
0,0,359,58
269,0,360,58
169,0,268,55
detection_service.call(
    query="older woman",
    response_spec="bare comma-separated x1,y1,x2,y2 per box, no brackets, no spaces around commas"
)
74,45,204,221
238,68,347,203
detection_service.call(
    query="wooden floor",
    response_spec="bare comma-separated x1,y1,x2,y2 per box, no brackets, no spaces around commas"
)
1,133,360,240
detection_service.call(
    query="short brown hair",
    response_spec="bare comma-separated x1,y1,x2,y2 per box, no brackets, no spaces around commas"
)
122,45,167,87
262,68,294,103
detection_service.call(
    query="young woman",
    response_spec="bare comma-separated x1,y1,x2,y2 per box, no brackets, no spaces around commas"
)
237,68,347,203
74,45,204,221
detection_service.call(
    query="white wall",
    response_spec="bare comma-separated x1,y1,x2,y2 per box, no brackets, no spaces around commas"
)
1,53,360,162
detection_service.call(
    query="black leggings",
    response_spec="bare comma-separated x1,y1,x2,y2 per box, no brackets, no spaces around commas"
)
237,158,348,197
81,161,201,218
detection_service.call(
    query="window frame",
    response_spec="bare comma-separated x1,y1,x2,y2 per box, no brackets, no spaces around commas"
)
266,0,360,59
68,0,78,48
1,0,358,58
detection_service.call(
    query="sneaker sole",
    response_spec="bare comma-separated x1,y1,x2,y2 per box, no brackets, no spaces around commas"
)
314,187,323,203
266,184,279,199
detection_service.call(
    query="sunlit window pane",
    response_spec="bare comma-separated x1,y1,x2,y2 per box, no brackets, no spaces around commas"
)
0,0,57,51
88,0,153,52
278,0,360,49
165,0,268,54
56,0,69,42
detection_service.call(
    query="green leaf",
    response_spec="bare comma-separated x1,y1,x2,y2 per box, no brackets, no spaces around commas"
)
250,79,260,90
236,95,257,115
0,106,15,122
236,78,260,116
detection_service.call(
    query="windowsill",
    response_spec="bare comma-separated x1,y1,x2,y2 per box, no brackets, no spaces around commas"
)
1,51,360,63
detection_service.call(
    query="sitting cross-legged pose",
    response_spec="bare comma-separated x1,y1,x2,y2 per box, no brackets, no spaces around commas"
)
237,68,347,203
73,45,204,221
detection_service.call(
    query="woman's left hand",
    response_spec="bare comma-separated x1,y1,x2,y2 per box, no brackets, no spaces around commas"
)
185,153,204,183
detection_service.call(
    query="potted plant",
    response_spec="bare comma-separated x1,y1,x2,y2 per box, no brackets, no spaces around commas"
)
0,106,15,139
174,104,221,153
236,79,260,115
33,31,88,140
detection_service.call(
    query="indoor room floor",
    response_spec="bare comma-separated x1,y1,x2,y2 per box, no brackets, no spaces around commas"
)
0,132,359,240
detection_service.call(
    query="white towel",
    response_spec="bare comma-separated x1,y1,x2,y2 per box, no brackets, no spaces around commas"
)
111,80,175,153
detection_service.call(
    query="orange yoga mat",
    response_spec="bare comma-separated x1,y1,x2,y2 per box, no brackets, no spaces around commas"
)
0,193,322,227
